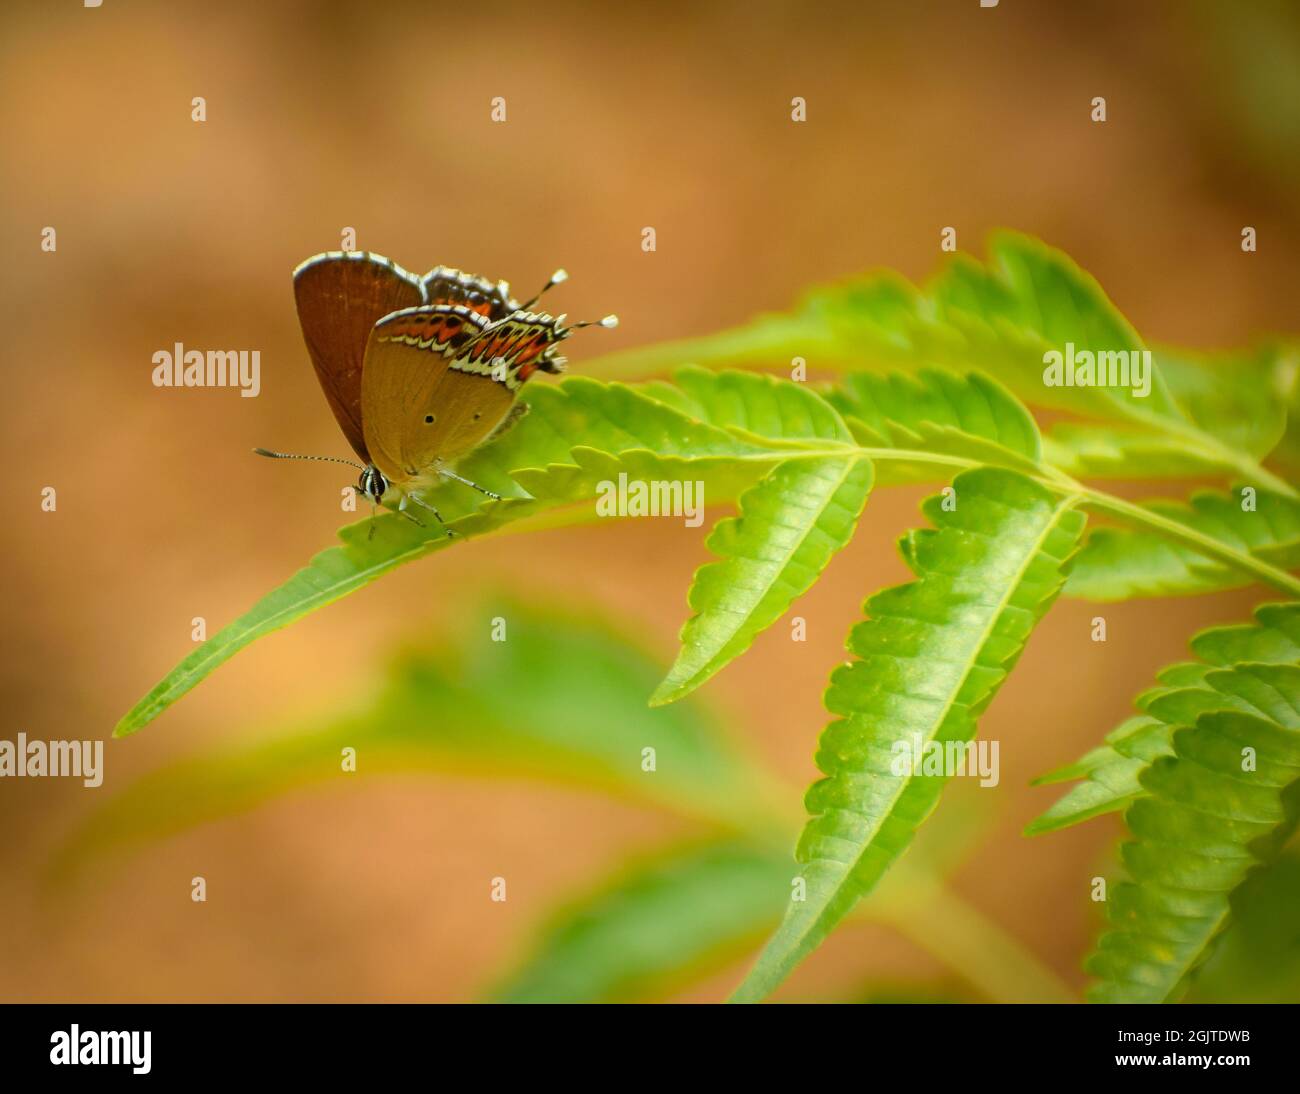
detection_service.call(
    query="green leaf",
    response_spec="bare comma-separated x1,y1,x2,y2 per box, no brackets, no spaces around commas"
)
64,602,779,878
1041,423,1239,481
595,232,1181,427
1266,342,1300,475
1025,718,1173,834
827,368,1043,469
1155,344,1290,460
591,233,1294,493
1043,346,1294,481
488,789,1050,1004
633,369,878,703
730,468,1086,1002
1087,648,1300,1000
1065,485,1300,600
115,375,832,737
639,370,1296,605
489,839,792,1003
653,455,874,705
668,365,859,447
922,233,1182,425
1029,604,1300,836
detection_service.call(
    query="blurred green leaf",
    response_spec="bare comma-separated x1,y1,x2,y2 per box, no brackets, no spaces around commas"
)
489,786,1066,1004
490,839,791,1003
63,602,782,879
1192,0,1300,200
595,232,1182,426
1042,424,1239,482
1154,345,1290,460
1186,850,1300,1003
846,983,975,1004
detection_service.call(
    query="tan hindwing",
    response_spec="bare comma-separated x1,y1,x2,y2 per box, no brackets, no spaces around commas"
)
361,306,515,483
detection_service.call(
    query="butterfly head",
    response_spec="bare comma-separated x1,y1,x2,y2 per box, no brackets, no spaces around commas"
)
358,464,389,503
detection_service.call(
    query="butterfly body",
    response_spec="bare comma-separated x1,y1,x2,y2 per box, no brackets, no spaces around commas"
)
274,251,615,523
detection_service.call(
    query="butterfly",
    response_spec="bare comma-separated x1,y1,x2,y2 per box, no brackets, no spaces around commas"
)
257,251,617,530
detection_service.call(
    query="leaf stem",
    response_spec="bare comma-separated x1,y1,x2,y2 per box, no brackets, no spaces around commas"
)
589,335,1300,500
867,870,1078,1004
1071,486,1300,599
752,443,1300,599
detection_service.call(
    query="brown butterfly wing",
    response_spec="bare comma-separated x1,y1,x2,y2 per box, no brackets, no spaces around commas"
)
293,252,426,460
361,306,515,484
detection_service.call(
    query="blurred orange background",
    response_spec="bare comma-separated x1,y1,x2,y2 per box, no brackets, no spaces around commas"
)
1,0,1298,1001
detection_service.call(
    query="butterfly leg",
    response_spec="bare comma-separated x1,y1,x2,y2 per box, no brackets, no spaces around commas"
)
406,492,458,538
395,495,425,527
438,468,502,500
405,492,445,522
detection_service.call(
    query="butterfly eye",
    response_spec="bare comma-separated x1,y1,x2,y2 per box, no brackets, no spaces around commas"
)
424,414,435,424
473,412,482,421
